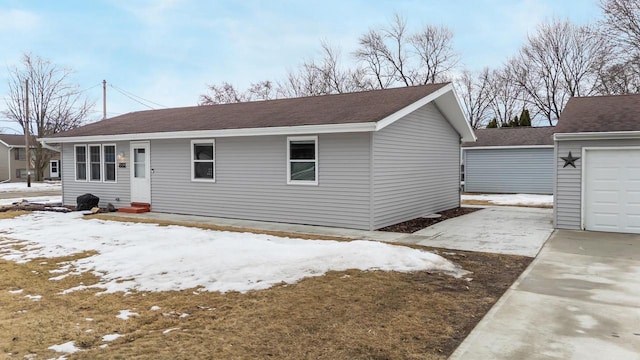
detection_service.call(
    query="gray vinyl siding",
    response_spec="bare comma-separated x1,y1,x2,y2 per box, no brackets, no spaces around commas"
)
0,146,9,181
149,133,372,230
61,142,131,208
372,103,460,229
555,138,640,230
464,148,554,194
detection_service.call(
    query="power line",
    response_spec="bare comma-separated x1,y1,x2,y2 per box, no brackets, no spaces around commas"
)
109,84,168,109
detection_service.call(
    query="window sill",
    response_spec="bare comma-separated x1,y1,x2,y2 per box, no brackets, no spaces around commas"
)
287,180,318,186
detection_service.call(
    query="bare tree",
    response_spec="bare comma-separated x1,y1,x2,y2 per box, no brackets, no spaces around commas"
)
600,0,640,51
507,19,612,125
455,68,495,129
4,53,93,181
596,57,640,94
488,68,529,126
598,0,640,94
355,14,459,88
199,82,247,105
411,25,459,84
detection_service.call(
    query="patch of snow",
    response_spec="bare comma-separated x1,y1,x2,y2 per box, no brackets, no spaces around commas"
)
102,333,123,342
0,211,468,294
8,289,23,294
163,328,180,334
0,196,62,206
116,310,138,320
99,344,108,349
0,182,60,193
85,318,94,321
24,294,41,301
48,341,81,354
150,305,161,311
462,193,552,206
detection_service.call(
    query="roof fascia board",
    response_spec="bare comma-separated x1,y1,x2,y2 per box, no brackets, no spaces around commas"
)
436,86,477,142
374,83,476,142
554,131,640,141
375,84,452,131
462,145,554,150
40,122,377,144
0,140,10,148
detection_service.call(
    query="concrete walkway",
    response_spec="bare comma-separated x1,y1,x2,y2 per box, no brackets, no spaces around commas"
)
450,230,640,360
107,206,553,256
398,207,554,256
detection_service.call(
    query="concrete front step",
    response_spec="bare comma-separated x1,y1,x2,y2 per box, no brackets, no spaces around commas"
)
119,202,151,213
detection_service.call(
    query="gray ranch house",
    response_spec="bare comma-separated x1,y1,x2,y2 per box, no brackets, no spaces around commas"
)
40,83,476,230
0,134,61,182
462,127,555,194
554,94,640,234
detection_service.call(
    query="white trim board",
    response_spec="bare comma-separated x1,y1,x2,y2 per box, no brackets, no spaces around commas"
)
40,122,377,144
555,131,640,141
463,145,553,150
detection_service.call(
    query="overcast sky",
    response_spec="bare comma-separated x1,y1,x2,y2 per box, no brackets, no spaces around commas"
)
0,0,602,133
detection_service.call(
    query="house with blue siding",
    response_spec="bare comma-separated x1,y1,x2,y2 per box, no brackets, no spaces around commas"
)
462,127,555,194
40,83,475,230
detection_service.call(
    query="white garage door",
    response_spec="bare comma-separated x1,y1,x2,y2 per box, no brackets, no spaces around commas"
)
584,148,640,234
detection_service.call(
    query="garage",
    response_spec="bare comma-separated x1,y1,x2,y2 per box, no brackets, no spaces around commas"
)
554,93,640,234
583,148,640,234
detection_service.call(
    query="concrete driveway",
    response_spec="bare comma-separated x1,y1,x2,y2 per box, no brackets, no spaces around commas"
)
397,206,554,257
450,230,640,360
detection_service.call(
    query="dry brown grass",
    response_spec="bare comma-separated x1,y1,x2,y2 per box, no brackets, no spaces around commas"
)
1,210,531,359
0,246,530,359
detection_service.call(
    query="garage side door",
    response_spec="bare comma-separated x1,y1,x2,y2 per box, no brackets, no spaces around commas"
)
584,149,640,234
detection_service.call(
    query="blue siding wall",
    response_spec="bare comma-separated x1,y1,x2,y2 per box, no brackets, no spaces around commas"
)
464,147,554,194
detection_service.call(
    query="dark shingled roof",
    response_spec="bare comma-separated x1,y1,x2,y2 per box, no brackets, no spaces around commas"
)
0,134,28,147
51,84,449,138
554,94,640,133
462,127,555,147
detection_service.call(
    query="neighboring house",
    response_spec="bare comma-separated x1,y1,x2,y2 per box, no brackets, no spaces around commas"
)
554,94,640,234
462,127,555,194
40,83,476,230
0,134,61,182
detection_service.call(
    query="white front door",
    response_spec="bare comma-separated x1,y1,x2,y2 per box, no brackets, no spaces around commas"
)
49,160,60,178
130,141,151,204
583,148,640,234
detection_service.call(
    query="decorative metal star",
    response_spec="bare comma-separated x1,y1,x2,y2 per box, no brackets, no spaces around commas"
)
561,151,580,168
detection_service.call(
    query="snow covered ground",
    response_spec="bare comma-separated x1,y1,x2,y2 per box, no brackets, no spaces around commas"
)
0,196,62,206
0,181,61,193
0,212,467,294
462,193,553,207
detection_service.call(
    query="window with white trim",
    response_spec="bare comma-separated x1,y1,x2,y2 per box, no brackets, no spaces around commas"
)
75,145,87,181
75,144,118,182
103,145,116,182
287,136,318,185
191,140,215,181
89,145,101,181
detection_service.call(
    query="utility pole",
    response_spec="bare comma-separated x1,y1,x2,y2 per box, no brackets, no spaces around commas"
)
103,79,107,119
24,79,31,187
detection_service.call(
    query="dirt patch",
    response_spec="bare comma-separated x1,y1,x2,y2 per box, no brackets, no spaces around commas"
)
379,207,481,233
0,245,530,359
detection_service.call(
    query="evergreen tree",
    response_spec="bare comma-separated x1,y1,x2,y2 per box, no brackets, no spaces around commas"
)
519,109,531,126
486,118,498,128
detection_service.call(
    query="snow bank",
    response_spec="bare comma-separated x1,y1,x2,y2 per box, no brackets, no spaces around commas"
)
462,193,552,206
0,212,467,294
